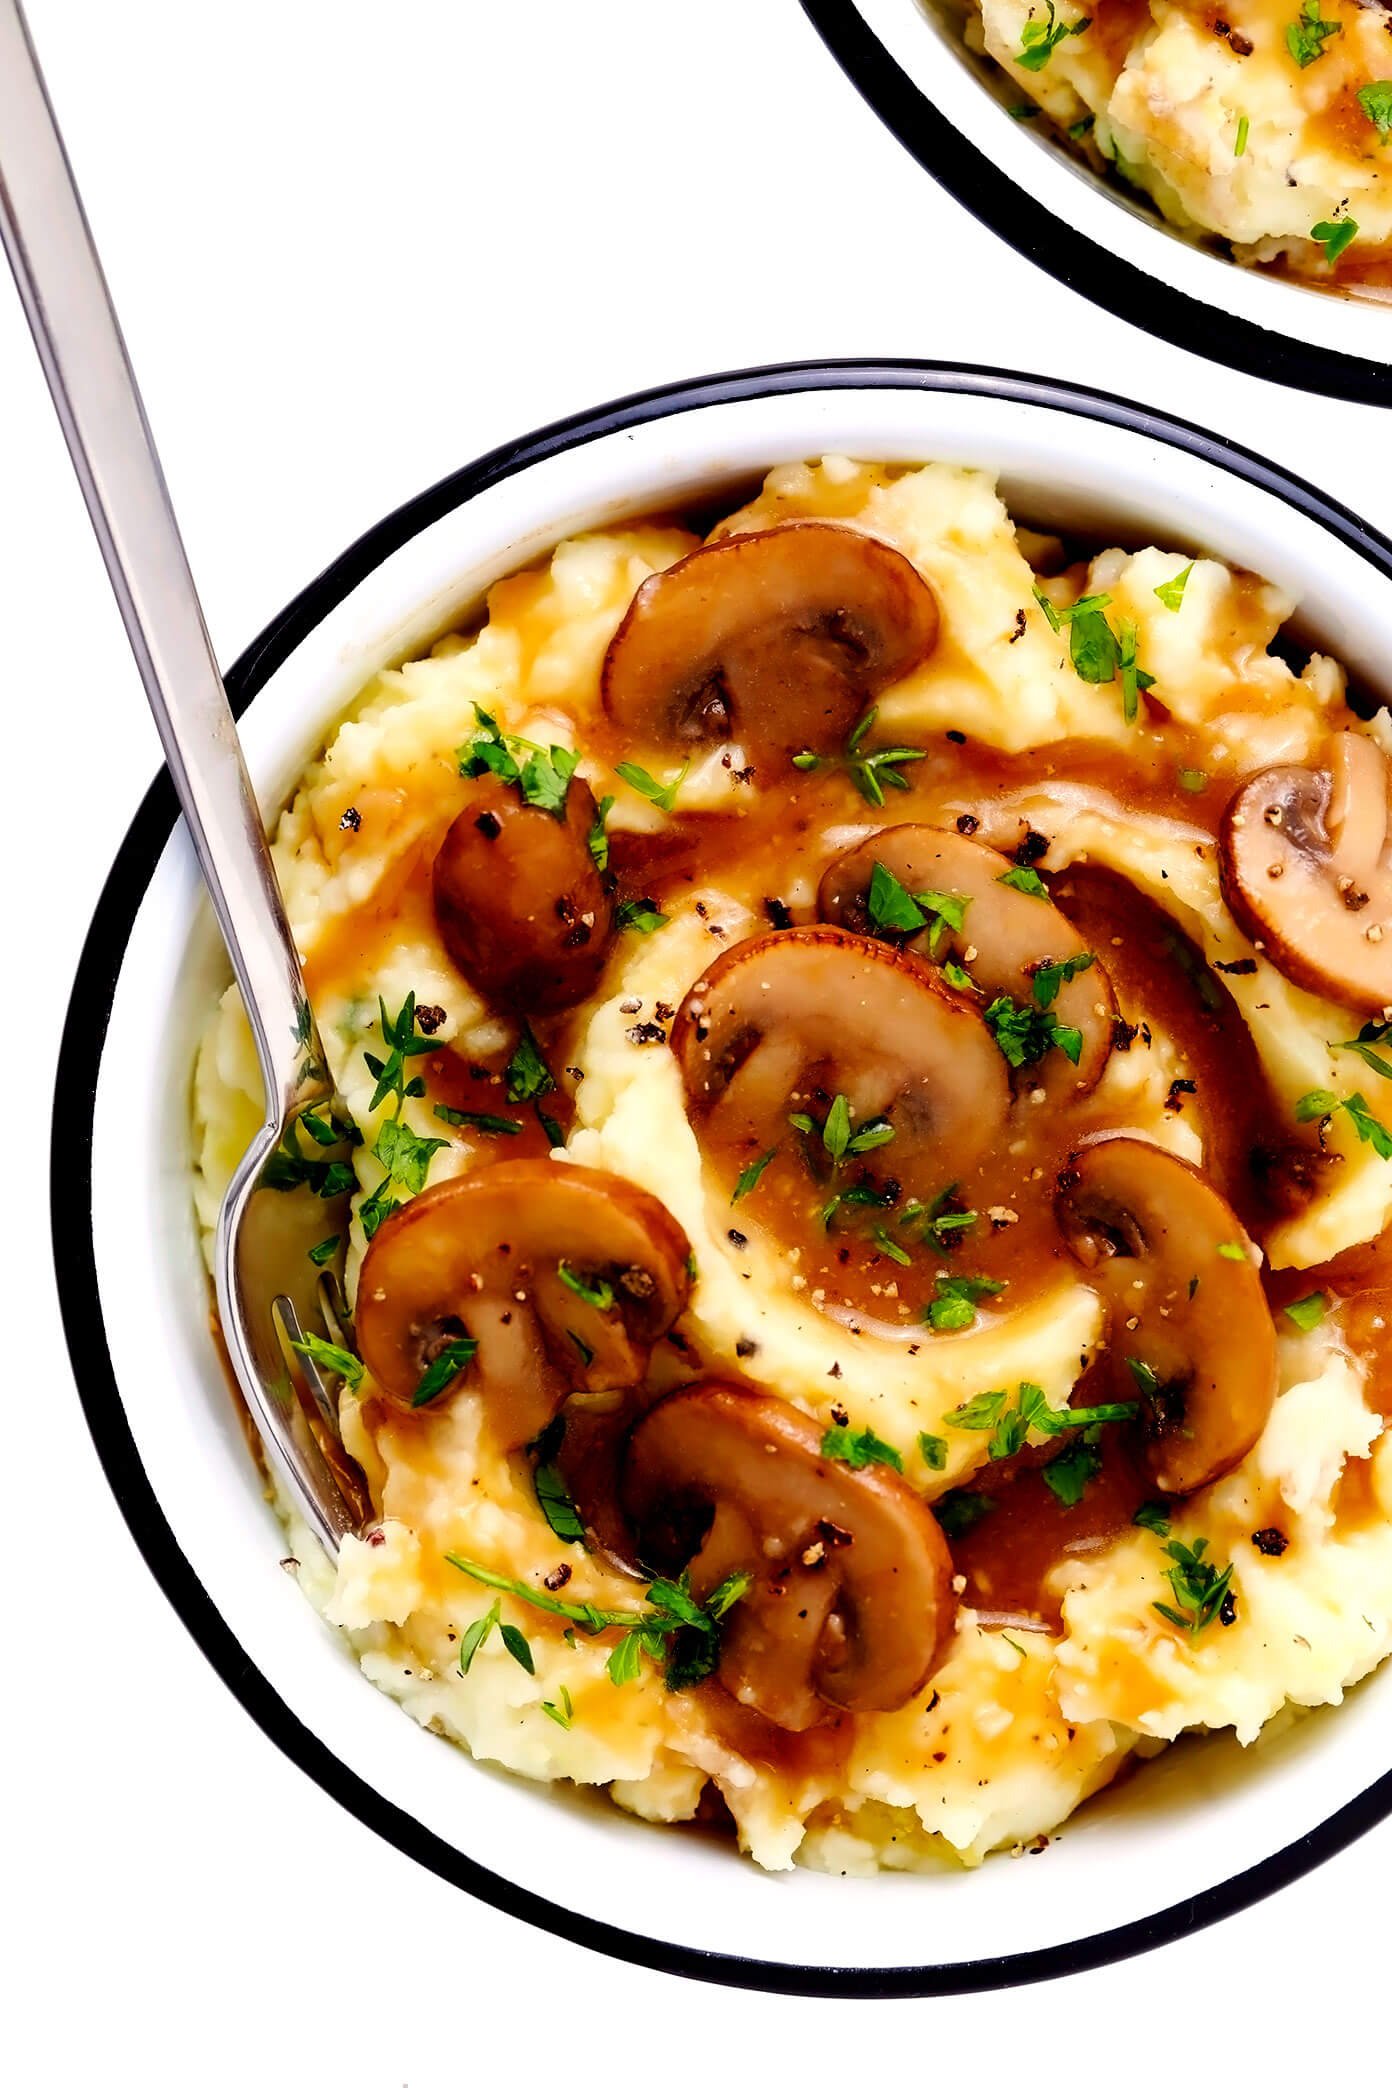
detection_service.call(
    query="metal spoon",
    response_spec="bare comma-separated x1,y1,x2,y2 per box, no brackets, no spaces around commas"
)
0,0,362,1551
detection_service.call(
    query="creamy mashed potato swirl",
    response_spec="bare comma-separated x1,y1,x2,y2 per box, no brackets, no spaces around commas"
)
958,0,1392,294
194,458,1392,1872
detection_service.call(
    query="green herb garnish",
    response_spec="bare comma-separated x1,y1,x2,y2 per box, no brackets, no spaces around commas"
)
615,758,690,814
984,992,1084,1069
290,1332,363,1390
433,1104,523,1135
1358,81,1392,142
411,1336,478,1409
1153,1537,1235,1636
1296,1087,1392,1160
821,1423,904,1472
614,899,669,935
1286,0,1341,67
1031,951,1094,1009
792,704,928,807
1284,1292,1326,1332
732,1147,779,1203
928,1273,1006,1332
1016,0,1091,71
557,1262,616,1312
1311,215,1358,263
445,1555,751,1691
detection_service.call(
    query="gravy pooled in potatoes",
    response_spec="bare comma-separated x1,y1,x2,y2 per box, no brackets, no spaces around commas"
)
193,458,1392,1871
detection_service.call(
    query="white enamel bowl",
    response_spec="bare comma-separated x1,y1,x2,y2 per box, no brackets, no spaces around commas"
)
57,364,1392,1995
802,0,1391,404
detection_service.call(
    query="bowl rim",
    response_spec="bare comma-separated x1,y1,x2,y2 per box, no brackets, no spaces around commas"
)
52,356,1392,1998
799,0,1392,409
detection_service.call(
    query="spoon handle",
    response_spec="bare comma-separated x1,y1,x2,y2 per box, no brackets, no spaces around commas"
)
0,0,312,1119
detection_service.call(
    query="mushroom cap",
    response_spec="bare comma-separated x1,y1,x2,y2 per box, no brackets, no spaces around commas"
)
1055,1135,1278,1494
356,1159,692,1443
1219,731,1392,1016
669,925,1010,1199
817,824,1116,1096
600,522,939,760
622,1381,955,1729
432,770,614,1014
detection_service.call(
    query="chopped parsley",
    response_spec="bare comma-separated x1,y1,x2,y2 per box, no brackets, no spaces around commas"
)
529,1418,586,1543
1234,113,1249,158
918,1430,948,1471
1359,81,1392,142
614,898,669,935
1043,1438,1102,1507
928,1273,1006,1332
934,1489,995,1538
458,1601,501,1675
1030,951,1094,1009
865,860,970,949
557,1262,616,1312
1296,1087,1392,1160
505,1024,557,1104
1016,0,1091,71
433,1104,523,1135
872,1225,912,1266
411,1336,477,1409
615,758,690,813
1311,215,1358,263
789,1092,895,1165
1335,1018,1392,1082
1178,766,1209,794
307,1234,341,1267
984,992,1084,1069
541,1686,574,1730
902,1184,978,1256
998,864,1049,899
364,992,435,1115
457,704,580,818
1033,584,1154,719
587,793,614,871
946,1381,1138,1460
1284,1292,1326,1332
821,1423,904,1472
1153,1537,1235,1636
732,1147,779,1203
792,704,928,807
1133,1501,1172,1536
359,1114,449,1240
290,1332,363,1391
1217,1241,1248,1262
1285,0,1341,67
445,1554,751,1691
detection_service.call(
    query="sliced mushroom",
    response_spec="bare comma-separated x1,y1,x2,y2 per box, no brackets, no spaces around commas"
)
622,1382,954,1730
670,926,1010,1199
1055,1135,1277,1494
356,1159,691,1443
818,825,1116,1095
1219,731,1392,1015
433,771,614,1013
601,522,939,760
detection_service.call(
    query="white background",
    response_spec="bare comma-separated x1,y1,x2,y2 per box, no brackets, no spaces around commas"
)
6,3,1389,2081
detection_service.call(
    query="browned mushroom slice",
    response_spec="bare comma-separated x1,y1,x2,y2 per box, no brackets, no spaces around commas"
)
1219,731,1392,1015
433,771,614,1013
818,825,1116,1095
601,523,939,760
356,1159,691,1443
1055,1135,1277,1494
670,926,1010,1200
622,1382,954,1730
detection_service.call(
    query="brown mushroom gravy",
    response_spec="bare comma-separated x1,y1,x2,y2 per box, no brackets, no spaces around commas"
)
195,464,1392,1868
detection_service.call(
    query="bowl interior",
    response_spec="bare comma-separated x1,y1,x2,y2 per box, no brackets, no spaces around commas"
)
81,373,1392,1989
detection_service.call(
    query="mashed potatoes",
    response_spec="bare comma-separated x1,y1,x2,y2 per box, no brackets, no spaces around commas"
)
961,0,1392,292
193,457,1392,1872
